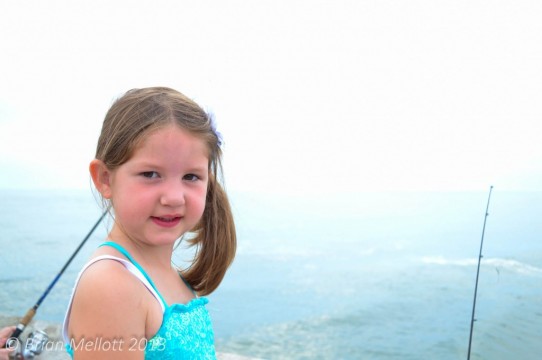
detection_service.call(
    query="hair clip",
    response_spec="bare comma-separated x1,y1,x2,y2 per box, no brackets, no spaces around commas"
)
207,110,223,147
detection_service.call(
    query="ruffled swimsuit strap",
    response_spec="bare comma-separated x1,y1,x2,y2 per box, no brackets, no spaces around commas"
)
99,241,169,308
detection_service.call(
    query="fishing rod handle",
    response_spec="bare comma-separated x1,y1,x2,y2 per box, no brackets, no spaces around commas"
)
4,307,36,346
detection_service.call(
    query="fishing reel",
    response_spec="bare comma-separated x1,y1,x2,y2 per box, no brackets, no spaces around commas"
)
7,330,49,360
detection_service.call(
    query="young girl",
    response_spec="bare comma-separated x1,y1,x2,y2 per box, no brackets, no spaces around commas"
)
62,87,236,359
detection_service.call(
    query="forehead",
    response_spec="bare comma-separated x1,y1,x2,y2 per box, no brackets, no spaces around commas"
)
134,124,209,155
129,124,210,163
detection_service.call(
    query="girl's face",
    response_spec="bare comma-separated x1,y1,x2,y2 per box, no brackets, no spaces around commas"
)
106,124,209,247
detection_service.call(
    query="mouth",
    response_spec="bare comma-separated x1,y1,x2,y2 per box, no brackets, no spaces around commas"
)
151,216,182,228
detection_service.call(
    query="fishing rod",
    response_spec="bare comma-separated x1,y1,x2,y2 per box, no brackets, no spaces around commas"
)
467,185,494,360
4,208,109,346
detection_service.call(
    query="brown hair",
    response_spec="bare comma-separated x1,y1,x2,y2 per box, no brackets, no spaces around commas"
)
95,87,236,295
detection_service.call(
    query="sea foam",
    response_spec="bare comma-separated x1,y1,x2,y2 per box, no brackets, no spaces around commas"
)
421,256,542,276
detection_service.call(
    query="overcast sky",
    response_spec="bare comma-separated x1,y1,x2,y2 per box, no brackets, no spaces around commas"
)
1,1,541,194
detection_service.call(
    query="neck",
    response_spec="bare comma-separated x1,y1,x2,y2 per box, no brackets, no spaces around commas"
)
107,226,175,271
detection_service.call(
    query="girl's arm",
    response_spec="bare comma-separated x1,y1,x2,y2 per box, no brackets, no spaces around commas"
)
68,260,149,359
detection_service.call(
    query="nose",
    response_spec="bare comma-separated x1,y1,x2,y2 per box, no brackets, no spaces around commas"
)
160,180,185,207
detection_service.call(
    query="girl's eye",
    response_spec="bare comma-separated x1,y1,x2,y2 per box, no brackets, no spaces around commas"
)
183,174,199,182
141,171,159,179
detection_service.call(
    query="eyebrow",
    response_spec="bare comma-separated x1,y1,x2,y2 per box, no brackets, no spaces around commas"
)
132,160,208,173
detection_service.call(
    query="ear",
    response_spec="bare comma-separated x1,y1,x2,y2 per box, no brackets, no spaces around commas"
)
89,159,113,199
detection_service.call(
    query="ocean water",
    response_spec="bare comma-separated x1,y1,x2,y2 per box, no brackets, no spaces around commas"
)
0,189,541,359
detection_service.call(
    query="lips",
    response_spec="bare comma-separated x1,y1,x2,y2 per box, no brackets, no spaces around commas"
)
151,216,182,228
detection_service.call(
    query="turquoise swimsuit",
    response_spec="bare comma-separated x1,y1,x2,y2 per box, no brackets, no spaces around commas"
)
62,242,216,359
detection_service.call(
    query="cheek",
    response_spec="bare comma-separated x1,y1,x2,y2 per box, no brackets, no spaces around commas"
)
113,192,140,220
191,187,208,219
111,182,150,217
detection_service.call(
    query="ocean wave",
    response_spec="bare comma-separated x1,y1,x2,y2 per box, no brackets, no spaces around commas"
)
421,256,542,276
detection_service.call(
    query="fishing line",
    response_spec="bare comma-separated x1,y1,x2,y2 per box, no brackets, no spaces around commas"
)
467,186,494,360
4,208,109,346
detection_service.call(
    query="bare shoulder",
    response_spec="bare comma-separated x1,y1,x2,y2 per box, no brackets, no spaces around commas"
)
68,259,147,359
73,259,145,311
